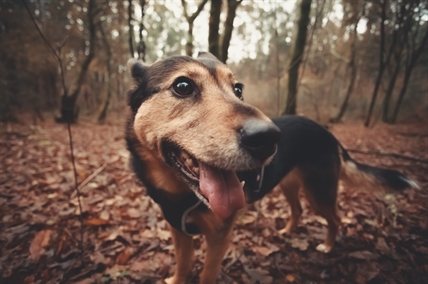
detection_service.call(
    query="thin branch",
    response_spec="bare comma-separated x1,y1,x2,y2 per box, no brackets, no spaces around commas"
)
330,48,351,63
348,148,428,164
70,163,107,198
67,123,84,251
298,0,327,89
189,0,209,22
22,0,58,60
22,0,68,96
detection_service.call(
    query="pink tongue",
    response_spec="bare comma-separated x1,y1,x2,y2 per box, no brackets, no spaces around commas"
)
199,162,245,220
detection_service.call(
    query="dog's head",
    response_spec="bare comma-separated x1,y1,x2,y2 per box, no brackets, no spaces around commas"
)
127,52,280,219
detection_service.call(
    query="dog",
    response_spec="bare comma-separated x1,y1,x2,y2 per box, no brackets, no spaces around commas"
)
125,52,418,283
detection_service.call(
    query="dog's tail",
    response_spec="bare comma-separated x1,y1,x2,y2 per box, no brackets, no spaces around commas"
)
339,145,419,191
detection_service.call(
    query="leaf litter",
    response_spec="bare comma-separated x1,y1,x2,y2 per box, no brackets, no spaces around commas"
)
0,119,427,283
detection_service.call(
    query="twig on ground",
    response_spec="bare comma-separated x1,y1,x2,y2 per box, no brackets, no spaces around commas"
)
348,148,428,164
67,123,85,252
70,163,107,199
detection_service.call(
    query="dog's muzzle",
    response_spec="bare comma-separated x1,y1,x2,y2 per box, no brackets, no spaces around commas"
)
239,119,281,161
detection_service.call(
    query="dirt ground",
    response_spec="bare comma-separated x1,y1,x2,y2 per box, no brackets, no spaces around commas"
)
1,116,427,284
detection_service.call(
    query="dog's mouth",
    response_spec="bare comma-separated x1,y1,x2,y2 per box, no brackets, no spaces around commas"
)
162,141,246,220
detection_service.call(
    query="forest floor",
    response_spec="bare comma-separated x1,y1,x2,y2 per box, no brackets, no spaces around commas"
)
1,116,427,284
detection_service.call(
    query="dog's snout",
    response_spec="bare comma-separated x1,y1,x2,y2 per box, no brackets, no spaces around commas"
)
240,119,280,160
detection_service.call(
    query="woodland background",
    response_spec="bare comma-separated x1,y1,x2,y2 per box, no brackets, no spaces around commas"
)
0,0,427,283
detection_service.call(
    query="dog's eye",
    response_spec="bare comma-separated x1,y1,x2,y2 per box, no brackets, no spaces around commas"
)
234,83,244,100
172,77,194,97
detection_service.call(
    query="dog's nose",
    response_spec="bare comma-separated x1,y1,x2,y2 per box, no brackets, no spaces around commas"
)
240,119,280,161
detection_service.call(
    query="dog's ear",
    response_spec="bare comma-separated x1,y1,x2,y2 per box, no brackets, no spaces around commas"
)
127,59,149,113
127,58,148,84
196,52,221,62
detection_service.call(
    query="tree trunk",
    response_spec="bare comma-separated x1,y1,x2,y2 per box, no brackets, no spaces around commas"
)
97,24,112,123
185,22,194,56
56,0,96,123
182,0,208,57
331,17,360,123
282,0,312,115
128,0,135,58
390,27,428,123
382,55,401,123
220,0,242,63
208,0,222,58
137,0,146,61
364,0,397,127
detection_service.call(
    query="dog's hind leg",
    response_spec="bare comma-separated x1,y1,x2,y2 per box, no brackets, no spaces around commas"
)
165,226,194,284
300,159,341,253
314,204,341,253
277,168,303,235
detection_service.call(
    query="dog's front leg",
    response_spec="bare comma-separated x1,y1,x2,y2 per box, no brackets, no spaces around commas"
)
199,223,234,284
165,225,194,284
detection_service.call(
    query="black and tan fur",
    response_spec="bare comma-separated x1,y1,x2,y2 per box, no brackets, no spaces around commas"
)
125,53,418,283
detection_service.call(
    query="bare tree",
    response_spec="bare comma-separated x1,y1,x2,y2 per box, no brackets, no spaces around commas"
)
364,0,398,127
96,22,112,123
128,0,135,58
220,0,242,62
208,0,243,63
137,0,146,61
331,1,363,123
391,24,428,123
208,0,222,58
182,0,209,57
56,0,97,123
283,0,312,115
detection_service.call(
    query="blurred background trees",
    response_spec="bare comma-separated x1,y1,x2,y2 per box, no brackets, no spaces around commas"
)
1,0,427,125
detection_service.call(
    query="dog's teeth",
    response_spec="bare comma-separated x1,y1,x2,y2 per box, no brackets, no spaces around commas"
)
240,181,245,188
185,159,193,168
181,152,190,159
194,167,199,176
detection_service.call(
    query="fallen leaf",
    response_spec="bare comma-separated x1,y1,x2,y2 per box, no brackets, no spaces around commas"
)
127,208,141,219
253,246,274,257
285,274,295,282
116,247,134,265
100,210,110,220
29,229,52,262
348,250,377,260
243,266,273,284
157,228,171,241
291,238,309,251
84,218,110,226
130,259,149,272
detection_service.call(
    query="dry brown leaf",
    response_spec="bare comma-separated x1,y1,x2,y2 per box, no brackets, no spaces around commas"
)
116,247,134,265
84,218,110,226
285,274,296,282
90,251,109,265
75,279,94,284
157,227,171,240
29,229,52,262
127,208,141,219
253,246,273,257
291,238,309,251
241,213,256,225
100,210,110,220
243,266,273,284
23,275,35,284
130,259,150,272
348,250,377,260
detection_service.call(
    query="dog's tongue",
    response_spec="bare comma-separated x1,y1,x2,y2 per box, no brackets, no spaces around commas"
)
199,162,245,220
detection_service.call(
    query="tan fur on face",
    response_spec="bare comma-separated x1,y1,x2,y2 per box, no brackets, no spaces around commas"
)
133,62,272,193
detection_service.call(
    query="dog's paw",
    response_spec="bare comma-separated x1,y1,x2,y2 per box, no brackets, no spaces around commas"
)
164,276,187,284
316,243,333,253
164,276,176,284
279,221,296,235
